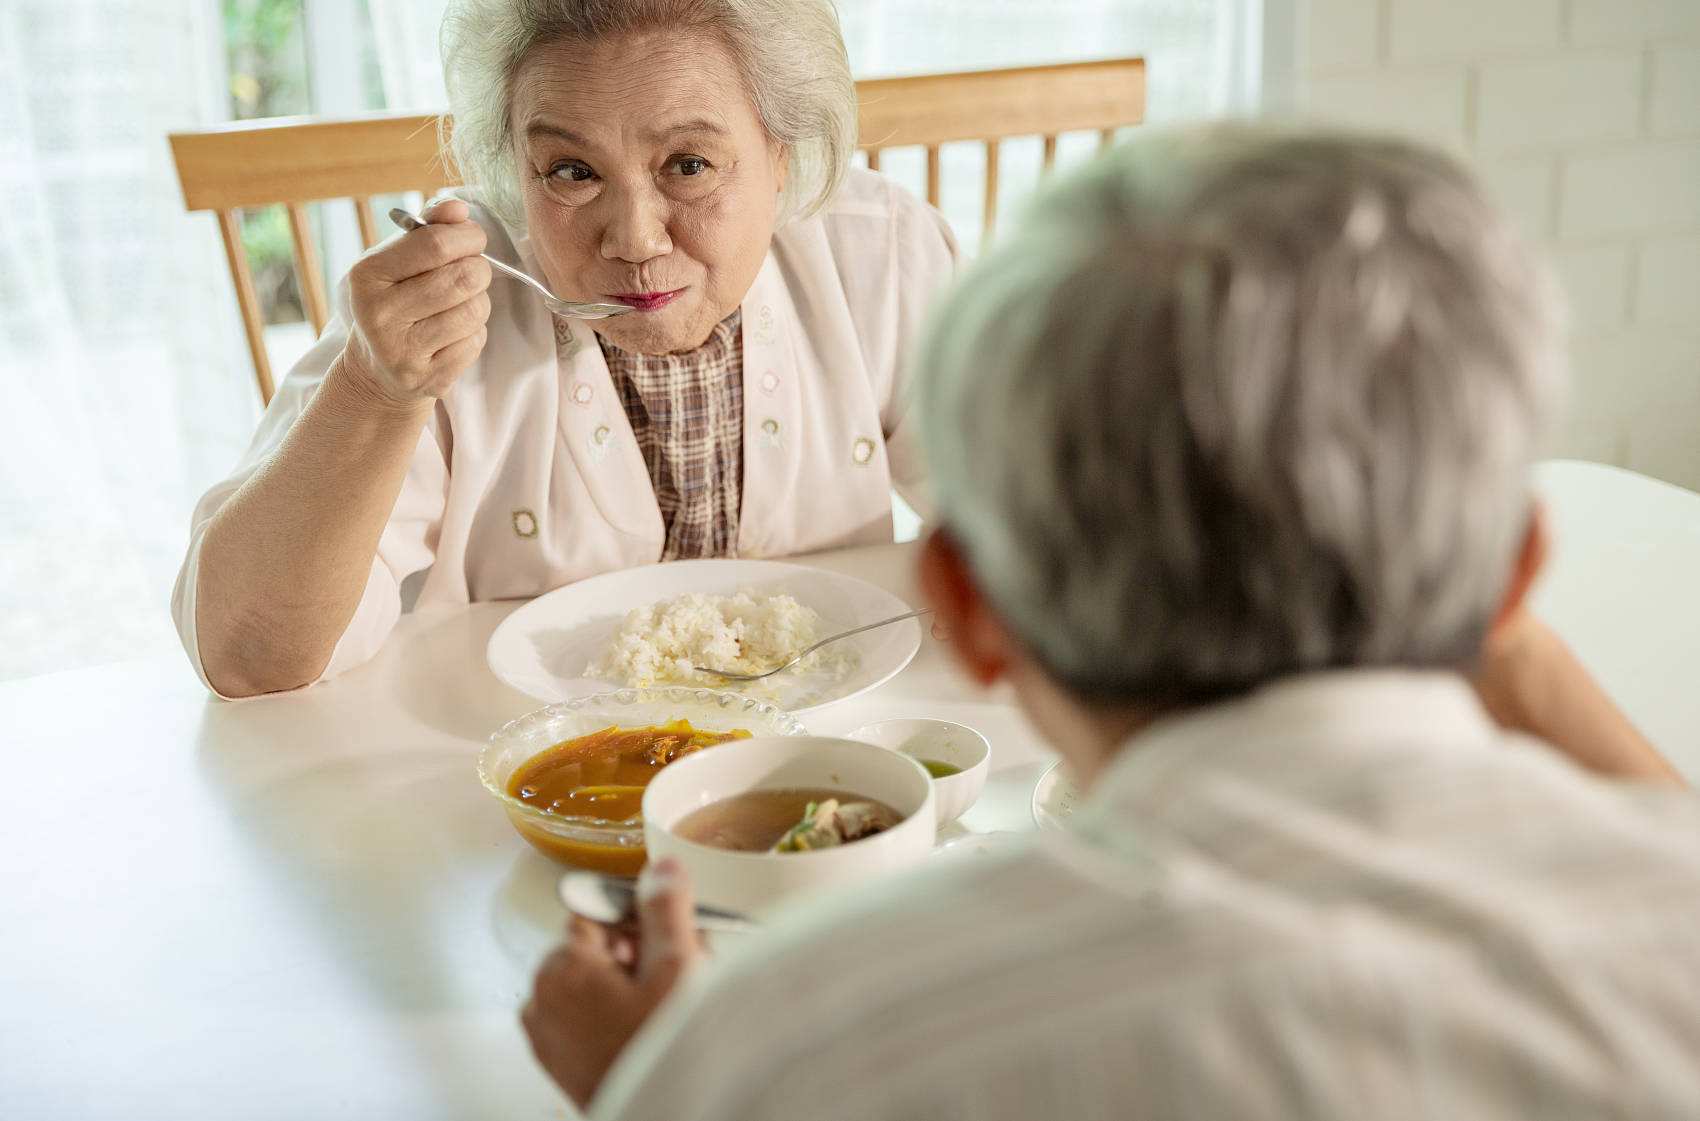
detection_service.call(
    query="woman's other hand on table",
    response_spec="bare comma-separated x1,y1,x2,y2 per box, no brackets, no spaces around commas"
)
1475,607,1686,786
343,197,491,409
523,858,705,1108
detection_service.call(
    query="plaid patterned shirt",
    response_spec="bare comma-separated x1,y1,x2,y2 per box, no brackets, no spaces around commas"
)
599,310,743,561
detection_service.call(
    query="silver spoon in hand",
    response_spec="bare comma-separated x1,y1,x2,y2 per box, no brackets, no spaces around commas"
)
558,870,756,935
388,208,634,320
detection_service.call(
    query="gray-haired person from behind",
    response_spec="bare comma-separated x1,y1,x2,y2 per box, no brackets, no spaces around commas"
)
521,127,1696,1120
922,126,1562,702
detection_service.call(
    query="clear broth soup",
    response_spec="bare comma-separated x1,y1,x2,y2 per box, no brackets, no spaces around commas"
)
674,787,900,852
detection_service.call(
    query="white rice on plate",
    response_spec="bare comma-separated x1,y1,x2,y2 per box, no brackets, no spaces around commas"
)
586,589,847,691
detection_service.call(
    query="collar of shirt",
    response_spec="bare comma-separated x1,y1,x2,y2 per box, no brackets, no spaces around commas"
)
1074,668,1503,840
597,307,743,362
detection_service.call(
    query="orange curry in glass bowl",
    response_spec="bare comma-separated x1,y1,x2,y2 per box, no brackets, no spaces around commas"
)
504,720,750,874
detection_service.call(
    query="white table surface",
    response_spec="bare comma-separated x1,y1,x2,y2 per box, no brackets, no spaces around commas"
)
3,460,1697,1120
0,542,1050,1120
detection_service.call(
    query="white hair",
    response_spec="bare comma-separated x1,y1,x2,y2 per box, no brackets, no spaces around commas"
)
916,124,1567,704
439,0,856,229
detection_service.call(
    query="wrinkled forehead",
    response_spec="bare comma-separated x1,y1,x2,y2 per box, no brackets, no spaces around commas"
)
508,28,761,147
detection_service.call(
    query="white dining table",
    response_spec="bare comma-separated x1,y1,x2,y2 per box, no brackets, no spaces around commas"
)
0,540,1051,1121
2,459,1696,1120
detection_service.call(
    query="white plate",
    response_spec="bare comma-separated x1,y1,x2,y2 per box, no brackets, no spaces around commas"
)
486,559,922,714
1031,758,1082,832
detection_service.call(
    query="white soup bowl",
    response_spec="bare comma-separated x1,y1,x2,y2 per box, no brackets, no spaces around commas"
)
643,736,935,916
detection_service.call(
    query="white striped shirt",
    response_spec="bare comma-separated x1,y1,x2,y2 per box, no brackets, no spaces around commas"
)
591,671,1700,1121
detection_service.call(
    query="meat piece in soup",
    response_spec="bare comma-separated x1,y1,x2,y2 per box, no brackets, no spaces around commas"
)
773,798,901,851
673,788,902,852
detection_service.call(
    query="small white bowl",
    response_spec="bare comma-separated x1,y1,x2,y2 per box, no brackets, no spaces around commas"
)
847,717,991,826
643,736,935,916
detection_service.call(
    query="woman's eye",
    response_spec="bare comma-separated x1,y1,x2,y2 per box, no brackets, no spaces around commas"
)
549,163,595,183
673,157,707,176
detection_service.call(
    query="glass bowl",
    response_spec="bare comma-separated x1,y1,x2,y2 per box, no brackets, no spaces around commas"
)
478,687,806,875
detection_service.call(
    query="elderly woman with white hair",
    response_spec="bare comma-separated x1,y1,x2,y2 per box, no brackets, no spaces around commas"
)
174,0,956,697
520,126,1694,1120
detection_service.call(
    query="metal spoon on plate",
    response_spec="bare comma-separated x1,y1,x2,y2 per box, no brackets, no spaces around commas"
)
694,607,933,681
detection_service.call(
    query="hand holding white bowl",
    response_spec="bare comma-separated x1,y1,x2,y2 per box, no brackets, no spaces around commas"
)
642,736,936,916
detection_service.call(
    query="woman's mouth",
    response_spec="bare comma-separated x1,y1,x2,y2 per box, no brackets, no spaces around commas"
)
609,289,684,311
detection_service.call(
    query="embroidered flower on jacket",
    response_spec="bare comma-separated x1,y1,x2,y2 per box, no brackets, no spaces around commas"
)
554,317,581,360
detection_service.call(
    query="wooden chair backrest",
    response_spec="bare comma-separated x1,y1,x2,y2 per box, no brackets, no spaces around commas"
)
170,58,1145,405
169,111,459,403
855,57,1146,233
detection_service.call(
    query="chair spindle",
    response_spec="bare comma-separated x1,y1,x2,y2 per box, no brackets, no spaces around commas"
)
354,196,379,250
216,209,276,405
285,202,331,337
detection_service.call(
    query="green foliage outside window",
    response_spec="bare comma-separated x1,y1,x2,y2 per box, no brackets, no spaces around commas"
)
225,0,310,323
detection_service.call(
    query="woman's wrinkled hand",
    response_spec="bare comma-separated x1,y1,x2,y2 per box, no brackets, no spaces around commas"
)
341,197,491,409
522,858,705,1109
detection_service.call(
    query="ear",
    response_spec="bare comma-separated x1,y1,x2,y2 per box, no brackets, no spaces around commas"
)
772,143,790,195
919,530,1016,688
1488,502,1550,633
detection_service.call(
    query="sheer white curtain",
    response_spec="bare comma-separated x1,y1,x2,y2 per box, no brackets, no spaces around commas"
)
0,0,255,678
841,0,1253,109
369,0,1255,115
839,0,1257,253
367,0,451,108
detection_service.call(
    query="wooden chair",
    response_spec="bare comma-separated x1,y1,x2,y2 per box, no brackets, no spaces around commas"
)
170,111,459,403
854,58,1146,239
169,58,1145,405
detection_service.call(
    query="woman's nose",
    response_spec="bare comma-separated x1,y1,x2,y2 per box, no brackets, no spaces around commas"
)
598,186,672,264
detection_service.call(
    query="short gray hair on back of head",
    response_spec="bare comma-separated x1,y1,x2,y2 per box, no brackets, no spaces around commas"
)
440,0,856,229
916,124,1566,705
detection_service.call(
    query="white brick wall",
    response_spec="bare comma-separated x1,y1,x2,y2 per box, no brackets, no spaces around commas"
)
1554,243,1633,332
1474,155,1556,231
1304,66,1471,148
1297,0,1700,491
1651,43,1700,136
1387,0,1561,63
1571,0,1700,46
1562,143,1700,238
1638,236,1700,325
1475,51,1642,152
